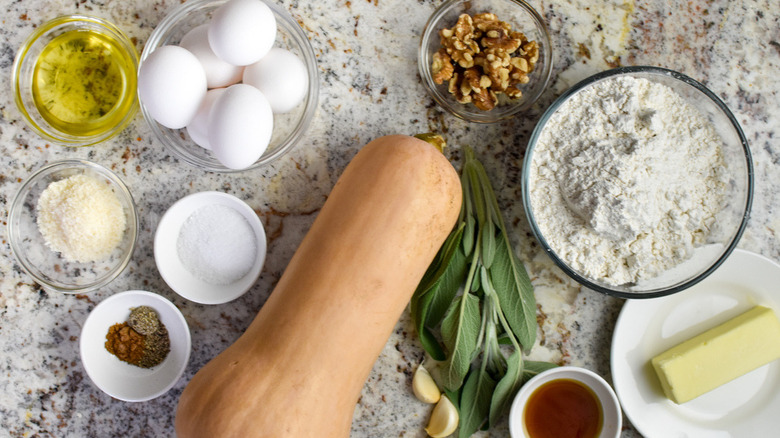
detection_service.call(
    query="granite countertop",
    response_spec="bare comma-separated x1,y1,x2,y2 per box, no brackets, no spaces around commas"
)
1,0,778,436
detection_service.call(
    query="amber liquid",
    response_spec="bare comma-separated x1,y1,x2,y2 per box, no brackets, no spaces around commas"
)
523,378,603,438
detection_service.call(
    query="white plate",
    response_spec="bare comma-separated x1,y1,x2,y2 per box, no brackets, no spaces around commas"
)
611,249,780,438
154,191,267,304
80,290,191,402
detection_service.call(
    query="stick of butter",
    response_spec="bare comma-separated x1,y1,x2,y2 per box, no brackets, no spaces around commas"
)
651,305,780,404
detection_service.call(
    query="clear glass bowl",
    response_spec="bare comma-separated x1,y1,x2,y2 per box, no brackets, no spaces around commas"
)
522,66,753,299
139,0,319,172
12,15,139,147
418,0,553,123
8,160,139,294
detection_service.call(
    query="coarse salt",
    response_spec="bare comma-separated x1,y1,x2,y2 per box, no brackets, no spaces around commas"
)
176,204,257,285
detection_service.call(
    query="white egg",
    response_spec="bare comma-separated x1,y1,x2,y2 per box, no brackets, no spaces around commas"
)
243,48,308,114
138,46,207,129
180,24,244,89
208,0,277,66
186,88,226,150
208,84,273,170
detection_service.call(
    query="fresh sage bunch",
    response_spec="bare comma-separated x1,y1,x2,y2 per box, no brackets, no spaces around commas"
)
410,146,555,437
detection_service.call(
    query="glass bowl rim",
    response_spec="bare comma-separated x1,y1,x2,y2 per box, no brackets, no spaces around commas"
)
11,14,140,147
520,65,754,299
418,0,553,123
8,159,140,294
138,0,319,172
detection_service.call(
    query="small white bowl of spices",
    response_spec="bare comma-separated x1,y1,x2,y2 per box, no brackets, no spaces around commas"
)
154,191,267,305
8,160,138,294
80,290,191,402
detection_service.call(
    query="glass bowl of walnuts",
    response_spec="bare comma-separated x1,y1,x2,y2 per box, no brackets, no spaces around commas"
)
419,0,552,123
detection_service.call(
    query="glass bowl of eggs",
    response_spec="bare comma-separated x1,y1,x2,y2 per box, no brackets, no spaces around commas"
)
138,0,319,172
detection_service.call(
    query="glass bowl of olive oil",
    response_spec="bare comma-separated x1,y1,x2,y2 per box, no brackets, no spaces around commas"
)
12,15,139,147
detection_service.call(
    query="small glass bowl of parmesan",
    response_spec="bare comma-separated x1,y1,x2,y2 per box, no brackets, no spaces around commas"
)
8,160,139,294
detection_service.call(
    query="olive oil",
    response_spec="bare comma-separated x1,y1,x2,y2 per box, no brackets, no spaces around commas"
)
32,28,136,137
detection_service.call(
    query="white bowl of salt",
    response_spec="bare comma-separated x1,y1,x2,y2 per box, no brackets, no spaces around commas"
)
154,191,266,304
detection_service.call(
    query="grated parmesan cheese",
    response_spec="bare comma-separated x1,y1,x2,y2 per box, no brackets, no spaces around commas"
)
36,174,126,263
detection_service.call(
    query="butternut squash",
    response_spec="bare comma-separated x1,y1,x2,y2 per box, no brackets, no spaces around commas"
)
175,135,462,437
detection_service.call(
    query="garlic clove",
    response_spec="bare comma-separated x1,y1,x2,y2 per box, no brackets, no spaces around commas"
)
413,365,441,404
425,394,459,437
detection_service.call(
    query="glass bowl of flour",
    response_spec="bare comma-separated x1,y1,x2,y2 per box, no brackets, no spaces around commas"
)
522,66,753,298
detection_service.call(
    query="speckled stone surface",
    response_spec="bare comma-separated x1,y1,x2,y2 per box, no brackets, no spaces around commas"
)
0,0,778,437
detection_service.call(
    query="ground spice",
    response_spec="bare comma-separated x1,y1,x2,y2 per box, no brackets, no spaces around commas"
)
104,306,171,368
128,306,170,368
105,322,145,365
127,305,160,335
137,324,170,368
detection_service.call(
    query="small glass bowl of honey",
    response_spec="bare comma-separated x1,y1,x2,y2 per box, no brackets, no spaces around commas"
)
12,15,139,147
509,366,622,438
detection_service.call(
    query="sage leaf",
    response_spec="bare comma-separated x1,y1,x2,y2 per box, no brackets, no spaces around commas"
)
460,167,473,223
488,351,524,427
462,214,476,257
411,225,466,360
489,236,537,351
480,224,497,269
418,319,445,360
422,225,468,327
458,366,496,438
426,246,468,328
466,163,487,227
522,361,558,383
497,335,513,345
422,223,464,294
411,276,445,360
469,269,481,293
441,293,481,391
472,151,504,227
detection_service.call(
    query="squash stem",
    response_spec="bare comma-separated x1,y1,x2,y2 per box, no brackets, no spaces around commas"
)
414,133,446,153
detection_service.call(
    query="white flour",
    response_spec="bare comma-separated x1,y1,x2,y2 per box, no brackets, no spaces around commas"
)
528,75,727,286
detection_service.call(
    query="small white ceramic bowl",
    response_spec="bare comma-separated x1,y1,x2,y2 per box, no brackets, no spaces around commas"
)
80,290,191,402
509,366,622,438
154,191,267,304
